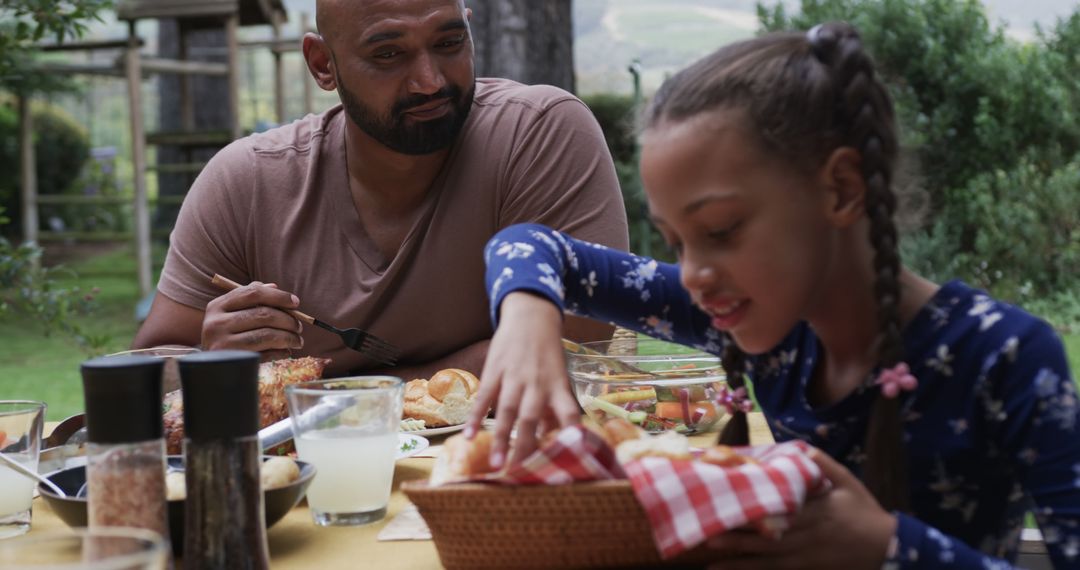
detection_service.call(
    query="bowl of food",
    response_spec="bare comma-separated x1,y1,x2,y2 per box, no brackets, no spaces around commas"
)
38,455,315,553
566,338,727,434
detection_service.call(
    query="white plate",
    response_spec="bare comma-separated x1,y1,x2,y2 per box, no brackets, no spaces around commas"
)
401,423,467,437
397,433,429,460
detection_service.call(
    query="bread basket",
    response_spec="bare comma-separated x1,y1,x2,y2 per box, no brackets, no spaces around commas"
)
402,479,712,569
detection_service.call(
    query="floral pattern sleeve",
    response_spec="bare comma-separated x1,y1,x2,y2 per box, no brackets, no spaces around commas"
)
887,322,1080,569
484,224,723,352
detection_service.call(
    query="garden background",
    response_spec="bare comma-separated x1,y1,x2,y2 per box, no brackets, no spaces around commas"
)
2,0,1079,420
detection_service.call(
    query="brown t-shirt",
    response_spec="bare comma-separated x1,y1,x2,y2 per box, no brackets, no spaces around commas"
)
159,78,629,374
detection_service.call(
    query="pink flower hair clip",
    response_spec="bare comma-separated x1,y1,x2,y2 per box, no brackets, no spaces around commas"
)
876,362,918,398
717,385,754,415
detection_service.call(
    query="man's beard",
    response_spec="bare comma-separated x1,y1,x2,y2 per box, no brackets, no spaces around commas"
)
337,76,475,155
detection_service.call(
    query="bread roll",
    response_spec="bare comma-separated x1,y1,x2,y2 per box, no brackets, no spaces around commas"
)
599,418,644,448
427,370,472,401
261,456,301,490
429,432,497,485
402,368,480,427
700,445,755,468
615,431,691,464
404,379,428,402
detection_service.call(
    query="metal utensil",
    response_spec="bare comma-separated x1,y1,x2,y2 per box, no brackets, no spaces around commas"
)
258,417,295,452
0,451,67,497
39,414,88,474
42,413,85,449
210,273,400,367
257,391,364,452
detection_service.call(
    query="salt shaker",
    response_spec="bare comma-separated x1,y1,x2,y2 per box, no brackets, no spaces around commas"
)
178,350,270,570
80,355,170,542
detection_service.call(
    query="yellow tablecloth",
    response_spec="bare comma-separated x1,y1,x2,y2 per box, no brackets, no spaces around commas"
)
29,414,774,569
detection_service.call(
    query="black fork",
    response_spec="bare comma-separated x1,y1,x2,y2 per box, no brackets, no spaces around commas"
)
211,274,400,367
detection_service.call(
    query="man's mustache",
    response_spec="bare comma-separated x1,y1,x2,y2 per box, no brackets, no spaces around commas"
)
393,86,462,116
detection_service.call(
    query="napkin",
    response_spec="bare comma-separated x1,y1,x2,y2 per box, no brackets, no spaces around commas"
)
485,425,626,484
624,441,825,558
376,504,432,541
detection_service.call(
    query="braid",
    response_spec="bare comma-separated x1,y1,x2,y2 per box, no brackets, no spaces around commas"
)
717,339,750,446
809,22,909,512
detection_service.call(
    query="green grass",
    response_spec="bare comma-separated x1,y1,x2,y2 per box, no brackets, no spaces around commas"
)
1064,334,1080,378
0,244,158,420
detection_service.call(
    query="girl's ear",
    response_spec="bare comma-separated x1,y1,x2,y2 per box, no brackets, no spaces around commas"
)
302,33,338,92
819,147,866,227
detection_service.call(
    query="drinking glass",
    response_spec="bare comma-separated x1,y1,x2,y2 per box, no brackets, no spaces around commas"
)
0,527,167,569
0,401,46,539
286,377,403,526
105,346,200,393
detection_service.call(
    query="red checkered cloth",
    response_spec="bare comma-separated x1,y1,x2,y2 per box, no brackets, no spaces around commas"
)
624,440,826,558
484,425,627,484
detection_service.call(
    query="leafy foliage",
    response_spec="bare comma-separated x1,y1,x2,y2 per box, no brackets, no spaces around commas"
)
0,0,113,95
0,103,92,236
0,0,111,351
0,207,106,351
759,0,1080,307
582,93,673,260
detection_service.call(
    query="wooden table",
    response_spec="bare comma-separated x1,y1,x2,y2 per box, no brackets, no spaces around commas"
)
28,414,775,569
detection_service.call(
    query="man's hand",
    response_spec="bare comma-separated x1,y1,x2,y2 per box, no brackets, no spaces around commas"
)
464,292,581,469
706,448,896,569
201,281,304,361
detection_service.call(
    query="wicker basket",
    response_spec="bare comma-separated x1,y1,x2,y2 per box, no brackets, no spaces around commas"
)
402,480,713,569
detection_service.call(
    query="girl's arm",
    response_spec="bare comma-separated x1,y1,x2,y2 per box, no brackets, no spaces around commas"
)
483,223,719,349
888,321,1077,569
466,223,723,466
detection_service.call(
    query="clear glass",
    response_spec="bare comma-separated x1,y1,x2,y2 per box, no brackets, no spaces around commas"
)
286,377,403,526
0,401,46,539
0,527,167,569
86,440,169,542
105,347,200,393
566,338,728,434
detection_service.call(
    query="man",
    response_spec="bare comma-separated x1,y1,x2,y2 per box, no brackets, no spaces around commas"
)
132,0,628,379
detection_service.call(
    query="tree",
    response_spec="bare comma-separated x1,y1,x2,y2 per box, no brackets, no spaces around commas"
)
758,0,1080,307
468,0,576,93
0,0,112,95
0,0,111,350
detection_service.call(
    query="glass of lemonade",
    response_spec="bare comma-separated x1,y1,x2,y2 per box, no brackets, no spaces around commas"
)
0,401,46,540
286,377,403,526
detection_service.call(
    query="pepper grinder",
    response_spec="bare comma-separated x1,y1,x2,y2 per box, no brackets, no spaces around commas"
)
81,355,170,543
178,350,270,570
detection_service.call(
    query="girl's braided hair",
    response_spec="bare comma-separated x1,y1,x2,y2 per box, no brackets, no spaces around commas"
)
643,22,908,511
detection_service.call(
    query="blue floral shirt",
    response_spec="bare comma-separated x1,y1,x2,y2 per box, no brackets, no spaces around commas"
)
485,223,1080,569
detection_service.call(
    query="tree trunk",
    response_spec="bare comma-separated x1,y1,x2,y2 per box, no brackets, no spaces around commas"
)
468,0,575,93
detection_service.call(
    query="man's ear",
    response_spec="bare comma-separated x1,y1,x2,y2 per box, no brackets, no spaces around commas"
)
818,146,866,228
302,33,337,92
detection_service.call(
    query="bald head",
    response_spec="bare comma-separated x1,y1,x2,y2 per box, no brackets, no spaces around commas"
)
316,0,468,43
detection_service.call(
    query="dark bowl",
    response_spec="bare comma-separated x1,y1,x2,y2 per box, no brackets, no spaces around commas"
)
38,455,316,554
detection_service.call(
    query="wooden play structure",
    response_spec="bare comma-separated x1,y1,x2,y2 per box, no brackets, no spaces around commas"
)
18,0,315,296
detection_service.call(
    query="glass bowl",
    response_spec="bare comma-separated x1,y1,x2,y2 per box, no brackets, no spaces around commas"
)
567,338,727,435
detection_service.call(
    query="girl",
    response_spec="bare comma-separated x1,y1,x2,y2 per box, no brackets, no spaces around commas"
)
463,22,1080,569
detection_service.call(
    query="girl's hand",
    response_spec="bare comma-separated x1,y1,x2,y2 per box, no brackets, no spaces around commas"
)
464,292,581,468
706,448,896,569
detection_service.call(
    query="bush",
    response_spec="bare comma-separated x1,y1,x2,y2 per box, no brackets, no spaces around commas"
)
759,0,1080,302
581,93,638,164
0,102,90,236
581,93,674,260
904,156,1080,300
